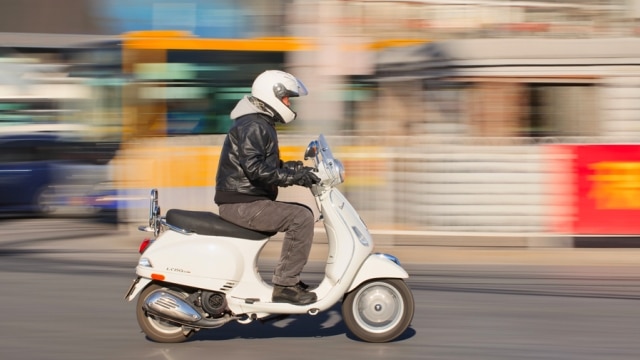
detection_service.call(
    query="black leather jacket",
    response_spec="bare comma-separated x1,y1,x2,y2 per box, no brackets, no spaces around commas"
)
214,112,296,205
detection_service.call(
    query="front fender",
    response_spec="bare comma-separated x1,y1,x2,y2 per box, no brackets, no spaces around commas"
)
124,277,152,302
347,253,409,292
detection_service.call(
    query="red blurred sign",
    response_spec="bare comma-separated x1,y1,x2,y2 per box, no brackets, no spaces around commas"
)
573,145,640,234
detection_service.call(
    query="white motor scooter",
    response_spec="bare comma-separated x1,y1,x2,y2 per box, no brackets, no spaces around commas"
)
124,134,414,343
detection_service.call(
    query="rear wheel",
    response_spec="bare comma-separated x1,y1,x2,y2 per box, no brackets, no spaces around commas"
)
136,283,195,343
342,279,414,343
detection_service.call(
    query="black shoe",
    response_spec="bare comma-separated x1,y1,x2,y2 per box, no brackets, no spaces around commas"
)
272,283,317,305
296,281,310,290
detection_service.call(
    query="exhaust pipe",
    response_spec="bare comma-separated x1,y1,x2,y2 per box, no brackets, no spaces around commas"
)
142,289,237,328
143,290,202,323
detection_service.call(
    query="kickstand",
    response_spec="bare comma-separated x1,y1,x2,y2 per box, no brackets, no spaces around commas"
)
259,314,290,324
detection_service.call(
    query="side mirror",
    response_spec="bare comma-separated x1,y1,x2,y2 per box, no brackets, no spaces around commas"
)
304,140,318,160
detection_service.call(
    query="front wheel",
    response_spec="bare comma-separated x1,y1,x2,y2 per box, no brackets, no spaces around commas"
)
136,283,195,343
342,279,414,343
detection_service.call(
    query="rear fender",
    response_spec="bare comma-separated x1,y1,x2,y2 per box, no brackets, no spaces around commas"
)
347,253,409,292
124,277,152,301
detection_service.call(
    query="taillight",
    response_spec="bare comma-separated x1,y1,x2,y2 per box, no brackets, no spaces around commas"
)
139,238,153,254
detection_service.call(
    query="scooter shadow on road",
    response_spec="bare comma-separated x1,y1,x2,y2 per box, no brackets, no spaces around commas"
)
164,302,416,342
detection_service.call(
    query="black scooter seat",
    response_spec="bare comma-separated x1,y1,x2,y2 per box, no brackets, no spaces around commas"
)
165,209,275,240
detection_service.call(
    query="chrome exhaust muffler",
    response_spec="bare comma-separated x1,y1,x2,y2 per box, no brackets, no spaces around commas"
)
143,290,202,323
142,289,236,328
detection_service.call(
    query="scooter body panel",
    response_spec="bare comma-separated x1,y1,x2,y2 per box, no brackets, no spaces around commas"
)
124,277,152,302
136,230,269,293
347,254,410,292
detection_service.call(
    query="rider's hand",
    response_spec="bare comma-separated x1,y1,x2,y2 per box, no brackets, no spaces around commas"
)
293,167,320,188
282,160,304,172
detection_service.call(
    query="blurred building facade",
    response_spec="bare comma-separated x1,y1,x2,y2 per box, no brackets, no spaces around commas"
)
2,0,640,236
3,0,640,138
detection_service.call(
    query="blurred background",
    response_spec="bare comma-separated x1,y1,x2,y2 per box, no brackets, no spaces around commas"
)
2,0,640,241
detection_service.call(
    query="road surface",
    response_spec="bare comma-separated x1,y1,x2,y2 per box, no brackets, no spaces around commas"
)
0,218,639,360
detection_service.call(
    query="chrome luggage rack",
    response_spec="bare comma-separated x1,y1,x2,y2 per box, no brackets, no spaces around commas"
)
138,189,162,237
138,189,192,237
138,189,212,237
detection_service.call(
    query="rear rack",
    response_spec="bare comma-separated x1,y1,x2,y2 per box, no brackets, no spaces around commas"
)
138,189,193,236
138,189,162,237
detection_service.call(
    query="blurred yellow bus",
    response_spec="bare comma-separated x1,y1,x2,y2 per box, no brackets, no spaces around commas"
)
119,30,315,139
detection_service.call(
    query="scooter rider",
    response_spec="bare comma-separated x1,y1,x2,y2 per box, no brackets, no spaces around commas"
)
214,70,321,305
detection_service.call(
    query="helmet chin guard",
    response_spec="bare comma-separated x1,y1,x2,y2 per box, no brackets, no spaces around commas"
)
251,70,308,123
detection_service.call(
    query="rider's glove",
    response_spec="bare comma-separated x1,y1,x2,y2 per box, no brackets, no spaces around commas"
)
282,160,304,172
293,167,321,188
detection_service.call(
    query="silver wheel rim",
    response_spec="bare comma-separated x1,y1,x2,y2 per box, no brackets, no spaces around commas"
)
352,281,404,334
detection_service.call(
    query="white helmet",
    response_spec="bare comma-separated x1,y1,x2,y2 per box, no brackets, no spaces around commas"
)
251,70,308,124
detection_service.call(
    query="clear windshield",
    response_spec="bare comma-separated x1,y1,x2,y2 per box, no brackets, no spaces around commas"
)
307,135,344,187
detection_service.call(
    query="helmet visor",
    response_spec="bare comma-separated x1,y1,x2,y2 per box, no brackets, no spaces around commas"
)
293,78,308,97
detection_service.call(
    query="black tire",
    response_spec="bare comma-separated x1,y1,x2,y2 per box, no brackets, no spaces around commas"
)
342,278,414,343
136,283,195,343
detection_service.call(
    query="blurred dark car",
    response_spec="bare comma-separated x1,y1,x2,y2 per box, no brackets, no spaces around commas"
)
0,133,62,214
0,132,119,217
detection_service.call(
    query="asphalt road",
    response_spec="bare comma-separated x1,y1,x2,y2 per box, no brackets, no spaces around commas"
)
1,218,639,360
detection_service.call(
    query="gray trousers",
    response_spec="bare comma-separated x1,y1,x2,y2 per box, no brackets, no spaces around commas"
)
218,200,315,287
